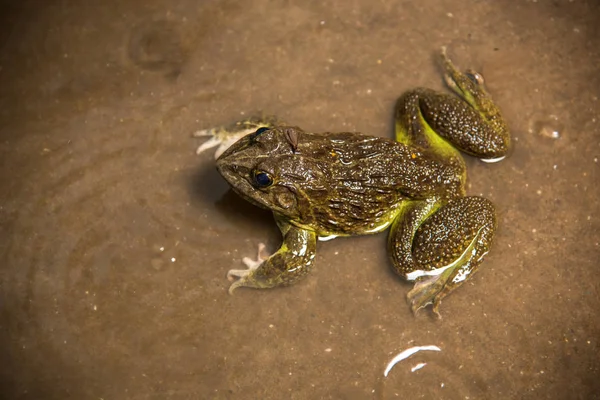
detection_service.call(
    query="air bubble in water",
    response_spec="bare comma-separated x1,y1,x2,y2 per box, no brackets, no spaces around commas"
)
529,114,563,139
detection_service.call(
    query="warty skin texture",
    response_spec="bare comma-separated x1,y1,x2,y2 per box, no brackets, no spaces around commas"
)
214,48,510,315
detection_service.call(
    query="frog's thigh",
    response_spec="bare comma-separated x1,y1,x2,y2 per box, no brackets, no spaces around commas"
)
389,196,497,313
411,196,497,276
395,89,509,160
395,90,439,148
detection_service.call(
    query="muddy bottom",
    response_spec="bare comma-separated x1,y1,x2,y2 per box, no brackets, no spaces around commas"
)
1,0,599,399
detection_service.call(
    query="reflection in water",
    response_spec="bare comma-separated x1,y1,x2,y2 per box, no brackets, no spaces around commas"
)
383,345,441,376
529,114,563,140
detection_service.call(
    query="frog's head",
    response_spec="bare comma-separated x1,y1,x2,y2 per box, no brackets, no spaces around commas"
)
216,126,326,222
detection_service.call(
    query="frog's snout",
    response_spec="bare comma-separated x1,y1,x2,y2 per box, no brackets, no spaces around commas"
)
215,156,237,181
215,154,257,191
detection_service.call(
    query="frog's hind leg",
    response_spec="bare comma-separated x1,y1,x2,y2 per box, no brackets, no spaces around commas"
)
394,88,463,162
388,196,497,315
394,48,510,161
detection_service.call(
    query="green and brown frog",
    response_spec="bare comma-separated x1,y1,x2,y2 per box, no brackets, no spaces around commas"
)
195,48,510,315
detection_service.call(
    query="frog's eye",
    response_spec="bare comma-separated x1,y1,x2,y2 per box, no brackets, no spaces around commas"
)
250,127,270,140
465,71,485,86
252,170,273,188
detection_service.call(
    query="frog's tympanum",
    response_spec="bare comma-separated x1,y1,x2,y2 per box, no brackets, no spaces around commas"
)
203,48,510,315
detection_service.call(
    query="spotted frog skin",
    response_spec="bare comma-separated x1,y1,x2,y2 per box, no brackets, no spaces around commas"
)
208,48,510,315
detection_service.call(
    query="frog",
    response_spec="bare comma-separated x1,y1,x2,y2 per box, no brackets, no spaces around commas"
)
198,48,510,315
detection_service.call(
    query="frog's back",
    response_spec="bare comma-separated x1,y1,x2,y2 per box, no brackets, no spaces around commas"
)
288,131,465,236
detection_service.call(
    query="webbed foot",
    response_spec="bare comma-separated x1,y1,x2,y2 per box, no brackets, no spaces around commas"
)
193,126,249,159
227,243,270,294
193,117,279,159
406,269,454,318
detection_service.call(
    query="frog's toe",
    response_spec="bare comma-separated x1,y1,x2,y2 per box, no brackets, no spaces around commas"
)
227,271,251,294
193,127,222,155
226,243,269,294
195,135,222,155
194,118,279,158
226,263,260,295
241,242,269,267
194,128,240,158
406,274,448,318
227,266,259,294
192,127,215,138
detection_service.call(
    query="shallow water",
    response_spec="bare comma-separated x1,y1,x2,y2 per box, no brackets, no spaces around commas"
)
1,0,599,399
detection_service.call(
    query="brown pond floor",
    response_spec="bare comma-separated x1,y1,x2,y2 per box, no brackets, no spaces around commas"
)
0,0,599,399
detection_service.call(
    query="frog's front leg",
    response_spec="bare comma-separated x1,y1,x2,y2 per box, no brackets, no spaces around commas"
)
388,196,497,316
193,116,280,159
227,216,317,294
